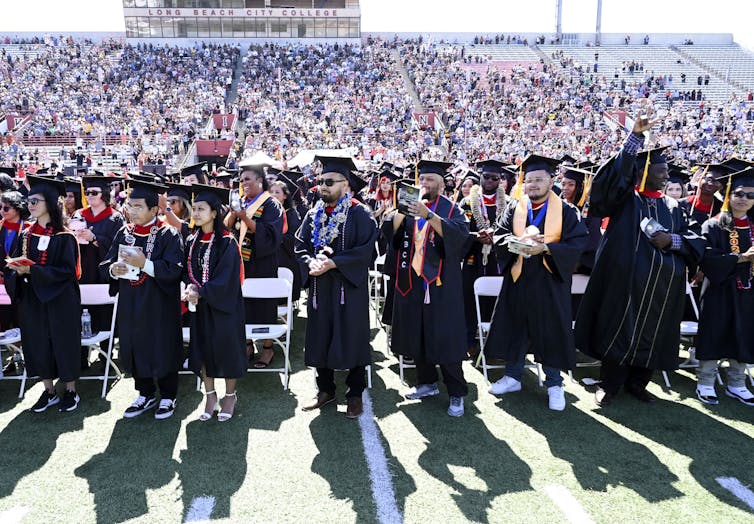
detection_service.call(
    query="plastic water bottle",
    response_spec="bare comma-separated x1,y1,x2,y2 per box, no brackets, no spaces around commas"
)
81,309,93,338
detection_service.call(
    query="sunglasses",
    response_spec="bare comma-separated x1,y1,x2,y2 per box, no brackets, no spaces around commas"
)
319,178,347,187
1,206,12,212
85,190,102,196
732,190,754,200
27,198,45,206
482,174,501,180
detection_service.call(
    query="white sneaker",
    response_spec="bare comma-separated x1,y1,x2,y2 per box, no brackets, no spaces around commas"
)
405,383,440,400
489,376,522,395
696,385,719,405
154,398,177,419
548,385,566,411
447,396,465,417
725,386,754,406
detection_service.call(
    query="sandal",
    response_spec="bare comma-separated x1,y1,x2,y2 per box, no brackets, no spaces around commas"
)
253,346,275,369
218,392,237,422
199,390,218,421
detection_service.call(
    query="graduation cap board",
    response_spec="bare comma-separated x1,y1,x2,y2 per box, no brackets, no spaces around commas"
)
165,182,192,201
127,179,168,201
417,159,453,176
27,175,66,198
462,169,481,185
475,159,507,175
65,177,82,194
716,167,754,212
636,146,670,192
315,155,366,193
666,164,692,185
191,184,230,208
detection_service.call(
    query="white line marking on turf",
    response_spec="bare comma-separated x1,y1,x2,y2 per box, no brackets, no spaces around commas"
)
185,496,216,522
359,391,403,524
544,484,595,524
0,506,30,523
716,477,754,510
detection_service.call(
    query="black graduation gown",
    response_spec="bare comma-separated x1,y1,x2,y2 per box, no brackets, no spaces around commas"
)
295,200,377,369
384,195,470,365
233,195,283,324
278,206,302,301
0,221,25,329
574,151,705,371
484,196,588,370
696,217,754,362
99,223,184,379
5,228,81,382
679,196,720,235
460,195,506,344
185,233,246,378
576,213,603,275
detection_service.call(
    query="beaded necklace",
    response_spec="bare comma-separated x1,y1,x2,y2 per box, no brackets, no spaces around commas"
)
729,218,754,290
187,232,214,287
124,222,159,286
22,222,54,266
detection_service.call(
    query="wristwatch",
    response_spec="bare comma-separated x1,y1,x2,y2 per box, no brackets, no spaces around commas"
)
426,211,435,220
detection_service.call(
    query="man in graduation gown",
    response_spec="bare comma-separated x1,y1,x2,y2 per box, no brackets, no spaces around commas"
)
574,111,705,407
295,156,377,419
460,160,509,357
383,159,471,417
680,164,727,235
695,168,754,406
485,155,588,411
100,179,185,420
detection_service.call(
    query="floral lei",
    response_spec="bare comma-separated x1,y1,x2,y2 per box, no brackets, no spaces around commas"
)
311,195,352,251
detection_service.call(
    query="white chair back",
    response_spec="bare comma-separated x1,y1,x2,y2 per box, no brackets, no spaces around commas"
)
242,278,292,300
685,280,700,320
80,284,117,306
0,284,11,306
277,266,294,285
473,276,504,297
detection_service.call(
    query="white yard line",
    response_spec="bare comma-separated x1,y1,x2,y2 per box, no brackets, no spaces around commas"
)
184,496,216,523
358,391,403,524
716,477,754,510
0,506,30,524
544,484,596,524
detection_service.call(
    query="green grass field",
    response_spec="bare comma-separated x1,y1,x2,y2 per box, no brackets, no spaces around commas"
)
0,303,753,524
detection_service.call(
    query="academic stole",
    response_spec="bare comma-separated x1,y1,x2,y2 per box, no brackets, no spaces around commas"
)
410,196,442,304
238,191,271,262
510,191,563,282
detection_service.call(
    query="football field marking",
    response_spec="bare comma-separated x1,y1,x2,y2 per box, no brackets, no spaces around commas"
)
716,477,754,510
359,391,403,524
0,506,30,523
544,484,595,524
184,496,216,522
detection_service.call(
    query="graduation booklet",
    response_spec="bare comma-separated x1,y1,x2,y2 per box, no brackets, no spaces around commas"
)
118,245,143,280
504,236,535,258
5,256,35,267
397,182,421,214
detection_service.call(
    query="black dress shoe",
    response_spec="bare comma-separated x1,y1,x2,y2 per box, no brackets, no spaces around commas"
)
595,388,614,407
346,397,363,418
626,385,656,404
303,392,335,411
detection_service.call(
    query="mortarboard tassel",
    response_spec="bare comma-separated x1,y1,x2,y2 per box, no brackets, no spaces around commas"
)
638,150,651,193
721,177,732,213
513,165,524,200
80,181,89,208
577,174,592,208
414,163,419,186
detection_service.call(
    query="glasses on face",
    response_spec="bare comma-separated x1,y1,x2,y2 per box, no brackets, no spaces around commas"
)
319,178,347,187
732,190,754,200
28,198,45,206
85,190,102,196
482,174,501,181
1,206,12,212
127,203,146,212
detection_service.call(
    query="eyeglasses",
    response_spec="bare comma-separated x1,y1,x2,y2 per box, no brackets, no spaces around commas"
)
319,178,347,187
1,206,12,212
482,174,501,181
85,190,102,196
27,198,45,206
732,190,754,200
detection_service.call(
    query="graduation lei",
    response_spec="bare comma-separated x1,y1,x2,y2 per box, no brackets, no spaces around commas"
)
187,232,214,286
311,195,351,252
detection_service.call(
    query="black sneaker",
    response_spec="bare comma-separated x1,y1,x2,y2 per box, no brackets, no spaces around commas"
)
31,390,60,413
59,390,80,412
124,395,157,418
154,398,176,420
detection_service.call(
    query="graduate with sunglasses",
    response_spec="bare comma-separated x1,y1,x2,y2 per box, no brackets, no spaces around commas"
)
184,185,246,422
695,168,754,406
5,176,82,413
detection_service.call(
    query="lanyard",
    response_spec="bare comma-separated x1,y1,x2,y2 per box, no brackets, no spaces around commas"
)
527,199,548,229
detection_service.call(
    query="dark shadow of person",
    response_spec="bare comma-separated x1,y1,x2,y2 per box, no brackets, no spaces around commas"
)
399,383,533,523
600,395,754,514
501,389,683,503
0,384,109,499
74,390,193,524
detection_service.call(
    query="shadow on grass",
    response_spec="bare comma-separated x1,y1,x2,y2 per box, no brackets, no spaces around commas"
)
602,396,754,514
74,388,197,524
502,389,683,503
0,383,110,499
400,383,533,523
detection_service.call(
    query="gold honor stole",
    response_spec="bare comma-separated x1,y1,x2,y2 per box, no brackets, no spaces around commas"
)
510,191,563,282
238,191,272,261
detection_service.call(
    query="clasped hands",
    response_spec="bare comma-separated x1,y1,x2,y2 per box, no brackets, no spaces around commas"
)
309,256,337,276
513,232,549,256
182,283,200,305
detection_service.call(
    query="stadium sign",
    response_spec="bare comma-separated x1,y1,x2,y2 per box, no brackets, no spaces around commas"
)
124,8,359,18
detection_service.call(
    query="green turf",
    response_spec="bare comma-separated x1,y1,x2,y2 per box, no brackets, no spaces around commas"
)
0,304,753,523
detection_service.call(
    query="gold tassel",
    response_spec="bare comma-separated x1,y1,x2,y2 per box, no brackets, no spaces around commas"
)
414,164,419,186
638,151,651,192
721,177,732,212
80,181,88,208
577,174,592,208
513,165,524,200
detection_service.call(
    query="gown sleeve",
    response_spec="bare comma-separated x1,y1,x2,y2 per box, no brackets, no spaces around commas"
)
588,150,637,219
434,202,471,262
544,204,589,281
294,211,314,287
197,236,242,313
151,228,185,293
330,206,378,287
96,213,125,262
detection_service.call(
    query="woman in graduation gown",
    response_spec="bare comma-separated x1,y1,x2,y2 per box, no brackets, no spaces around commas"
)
5,176,82,413
270,177,303,302
184,185,246,421
0,191,29,335
695,170,754,406
164,182,193,241
224,162,283,368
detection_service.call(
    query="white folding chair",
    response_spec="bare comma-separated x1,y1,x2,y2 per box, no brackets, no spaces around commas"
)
660,280,703,389
277,266,295,330
78,284,123,398
0,326,25,398
572,274,600,372
369,253,387,313
243,277,292,390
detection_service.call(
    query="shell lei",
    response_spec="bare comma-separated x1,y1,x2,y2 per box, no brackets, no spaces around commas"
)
469,184,506,266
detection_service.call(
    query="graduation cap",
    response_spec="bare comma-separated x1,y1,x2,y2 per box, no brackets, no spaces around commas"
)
722,158,754,173
560,154,578,165
0,166,16,176
36,168,50,175
462,169,481,185
238,158,268,177
575,161,597,173
180,162,208,184
165,182,192,201
213,172,234,187
266,167,282,179
191,184,229,208
377,169,401,183
521,154,562,175
475,159,507,176
562,167,592,184
82,176,115,191
347,171,368,194
315,155,366,193
666,164,692,185
275,172,301,198
694,162,732,180
64,177,82,194
129,172,160,183
27,174,66,198
636,146,670,192
717,167,754,212
417,159,453,176
126,179,168,201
